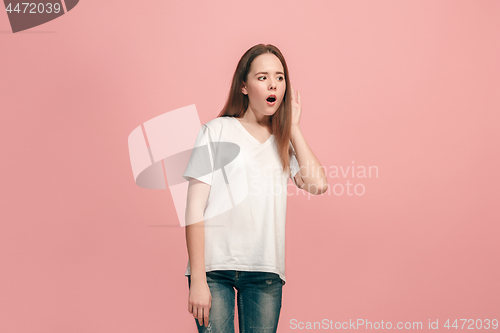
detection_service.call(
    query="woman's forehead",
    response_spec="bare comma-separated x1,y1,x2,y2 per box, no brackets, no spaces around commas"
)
250,53,284,73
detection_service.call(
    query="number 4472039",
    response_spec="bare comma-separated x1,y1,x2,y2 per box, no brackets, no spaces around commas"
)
444,319,498,330
5,3,62,14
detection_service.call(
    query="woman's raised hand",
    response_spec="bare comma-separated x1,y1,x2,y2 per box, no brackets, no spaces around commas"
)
188,279,212,327
290,85,302,128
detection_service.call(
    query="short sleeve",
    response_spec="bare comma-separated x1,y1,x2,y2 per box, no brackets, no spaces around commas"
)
289,141,300,180
183,125,214,186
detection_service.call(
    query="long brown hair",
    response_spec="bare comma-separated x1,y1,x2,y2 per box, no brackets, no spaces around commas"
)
217,44,294,176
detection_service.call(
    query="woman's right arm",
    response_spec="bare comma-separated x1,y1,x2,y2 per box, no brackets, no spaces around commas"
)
185,178,211,328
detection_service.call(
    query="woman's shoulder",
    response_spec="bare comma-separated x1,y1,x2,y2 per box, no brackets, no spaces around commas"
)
203,116,233,133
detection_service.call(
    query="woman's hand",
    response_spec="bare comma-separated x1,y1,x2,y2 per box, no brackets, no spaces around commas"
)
290,85,302,129
188,279,212,327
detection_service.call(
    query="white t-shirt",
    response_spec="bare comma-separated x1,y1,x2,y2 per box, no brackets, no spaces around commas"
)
183,116,300,284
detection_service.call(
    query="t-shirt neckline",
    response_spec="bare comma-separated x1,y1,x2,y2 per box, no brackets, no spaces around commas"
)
230,117,274,146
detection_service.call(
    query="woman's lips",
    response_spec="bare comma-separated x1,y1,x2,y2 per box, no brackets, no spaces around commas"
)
266,94,277,106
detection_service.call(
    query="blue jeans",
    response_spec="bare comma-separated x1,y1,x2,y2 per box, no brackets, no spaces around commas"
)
188,270,284,333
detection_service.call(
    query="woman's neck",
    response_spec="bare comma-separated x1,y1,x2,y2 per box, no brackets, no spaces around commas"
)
241,107,271,128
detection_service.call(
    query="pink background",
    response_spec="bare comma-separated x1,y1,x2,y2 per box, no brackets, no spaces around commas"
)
1,0,499,332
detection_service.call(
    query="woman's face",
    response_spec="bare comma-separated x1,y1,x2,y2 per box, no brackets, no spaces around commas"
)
242,53,286,117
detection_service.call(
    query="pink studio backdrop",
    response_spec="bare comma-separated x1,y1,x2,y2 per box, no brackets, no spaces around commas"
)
1,0,499,332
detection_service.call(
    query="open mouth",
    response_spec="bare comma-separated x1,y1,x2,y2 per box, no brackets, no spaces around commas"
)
266,95,276,105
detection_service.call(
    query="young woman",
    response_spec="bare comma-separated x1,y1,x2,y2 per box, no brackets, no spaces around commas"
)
183,44,328,333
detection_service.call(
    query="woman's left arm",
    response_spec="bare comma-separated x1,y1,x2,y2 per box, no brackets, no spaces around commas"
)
289,86,328,195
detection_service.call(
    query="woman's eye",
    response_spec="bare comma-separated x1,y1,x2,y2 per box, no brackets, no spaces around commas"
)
258,76,284,81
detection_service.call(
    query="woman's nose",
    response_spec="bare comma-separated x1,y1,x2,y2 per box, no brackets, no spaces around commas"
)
269,79,277,89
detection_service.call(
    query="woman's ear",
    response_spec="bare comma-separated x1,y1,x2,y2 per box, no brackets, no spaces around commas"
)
241,83,248,95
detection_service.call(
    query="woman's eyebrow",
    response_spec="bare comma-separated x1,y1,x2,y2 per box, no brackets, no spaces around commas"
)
255,71,285,76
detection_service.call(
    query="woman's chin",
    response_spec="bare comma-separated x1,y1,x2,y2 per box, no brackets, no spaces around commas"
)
265,110,278,117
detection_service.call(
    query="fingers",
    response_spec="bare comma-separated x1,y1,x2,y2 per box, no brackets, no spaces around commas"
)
298,90,301,105
204,306,210,327
192,306,198,320
188,290,211,327
197,308,203,326
191,305,210,327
